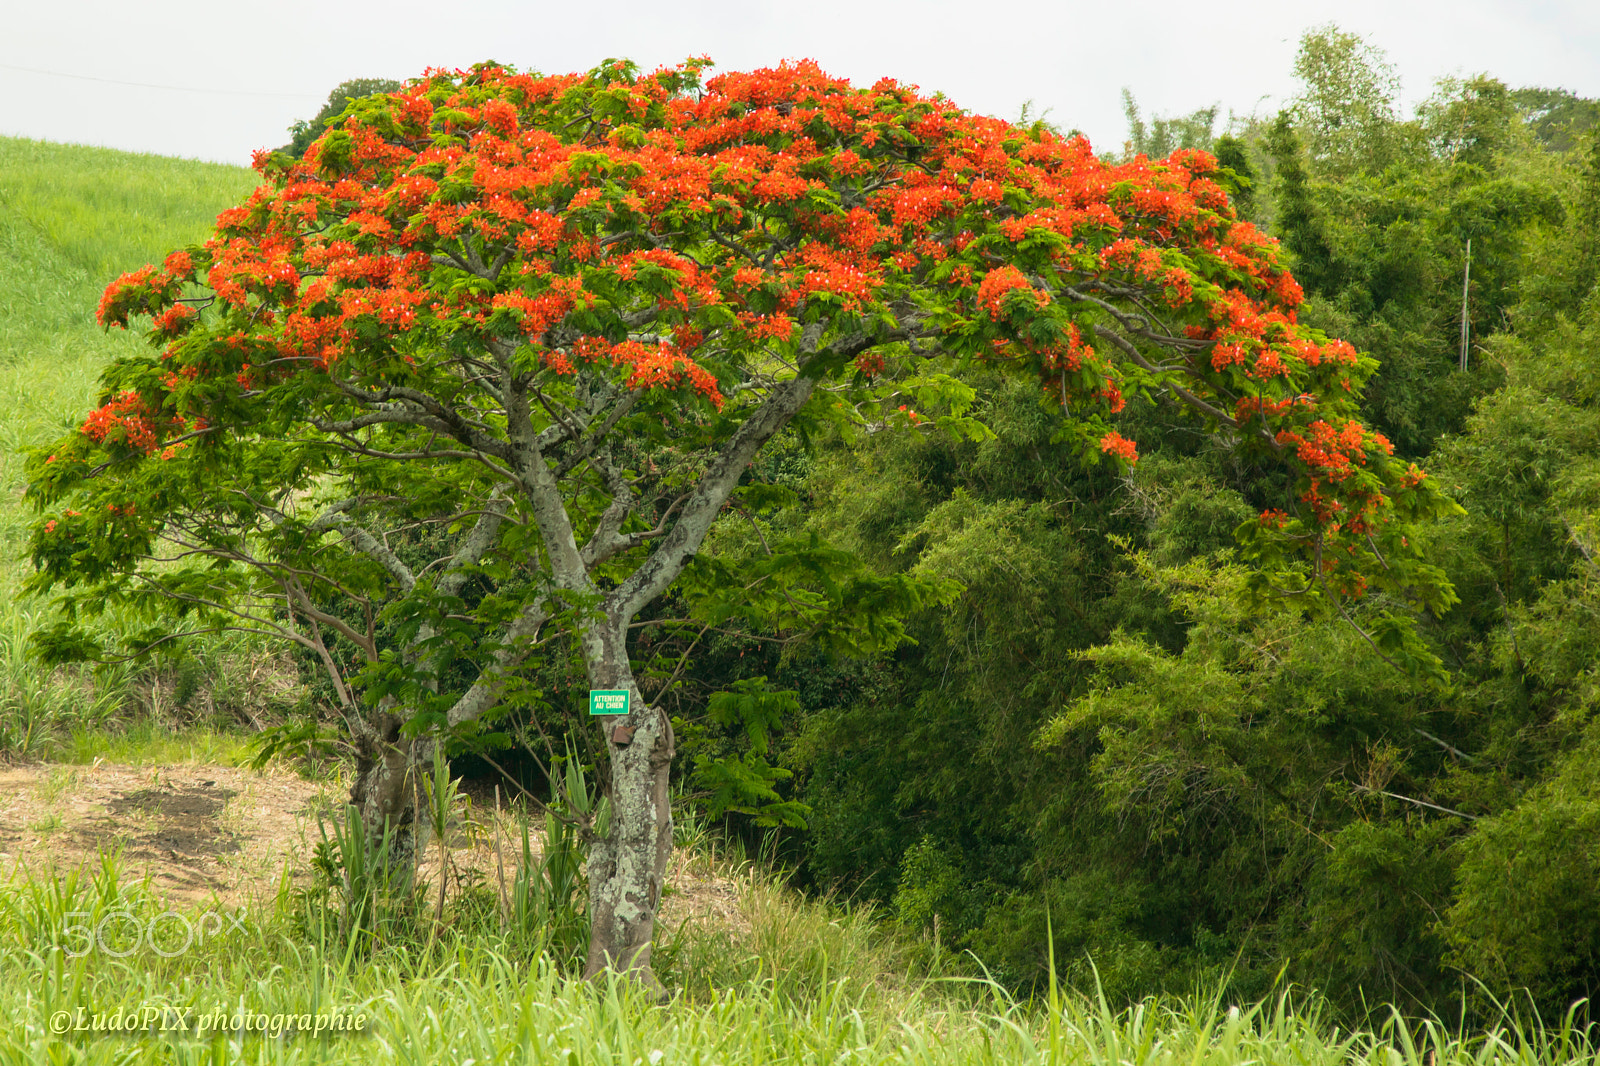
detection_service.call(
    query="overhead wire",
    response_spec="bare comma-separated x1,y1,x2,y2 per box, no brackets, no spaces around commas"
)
0,61,320,99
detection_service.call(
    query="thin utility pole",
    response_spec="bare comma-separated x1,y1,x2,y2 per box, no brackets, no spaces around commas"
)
1459,238,1472,372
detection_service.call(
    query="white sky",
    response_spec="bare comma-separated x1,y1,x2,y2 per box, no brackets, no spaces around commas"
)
2,0,1596,167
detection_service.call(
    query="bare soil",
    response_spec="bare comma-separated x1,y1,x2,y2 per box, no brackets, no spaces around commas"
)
0,762,336,908
0,761,747,934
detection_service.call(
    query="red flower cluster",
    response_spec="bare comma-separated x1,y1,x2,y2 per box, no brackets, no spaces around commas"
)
83,55,1443,585
977,266,1040,320
570,337,725,408
1099,431,1138,464
79,392,170,454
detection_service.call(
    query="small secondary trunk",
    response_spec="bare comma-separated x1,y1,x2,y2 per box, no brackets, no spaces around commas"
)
581,656,675,993
348,709,419,868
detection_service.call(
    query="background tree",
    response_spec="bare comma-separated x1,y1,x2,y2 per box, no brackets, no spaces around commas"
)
1288,24,1407,176
282,77,404,158
35,57,1451,993
1119,90,1219,161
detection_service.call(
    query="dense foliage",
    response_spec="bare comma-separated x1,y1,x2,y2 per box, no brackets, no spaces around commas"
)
728,30,1600,1019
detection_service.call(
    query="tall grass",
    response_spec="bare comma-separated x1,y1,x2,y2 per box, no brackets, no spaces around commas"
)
0,136,275,756
1,851,1595,1065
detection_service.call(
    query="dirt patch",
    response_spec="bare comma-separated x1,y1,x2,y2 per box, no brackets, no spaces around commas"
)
1,761,751,940
0,763,337,908
107,783,241,858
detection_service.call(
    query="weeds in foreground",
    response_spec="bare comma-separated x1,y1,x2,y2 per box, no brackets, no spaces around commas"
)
297,753,593,975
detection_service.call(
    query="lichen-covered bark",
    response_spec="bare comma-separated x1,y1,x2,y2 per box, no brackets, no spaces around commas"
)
579,620,675,994
495,358,834,992
580,683,674,994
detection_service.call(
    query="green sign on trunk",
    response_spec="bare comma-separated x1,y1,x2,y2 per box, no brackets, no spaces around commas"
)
589,689,630,715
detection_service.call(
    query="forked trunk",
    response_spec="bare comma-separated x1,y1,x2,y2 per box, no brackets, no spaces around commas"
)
580,624,675,995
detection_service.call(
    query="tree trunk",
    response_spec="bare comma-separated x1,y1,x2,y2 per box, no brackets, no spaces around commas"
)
348,708,419,870
580,622,675,995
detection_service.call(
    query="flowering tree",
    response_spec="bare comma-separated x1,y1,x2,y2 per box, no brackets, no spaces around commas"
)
29,58,1458,990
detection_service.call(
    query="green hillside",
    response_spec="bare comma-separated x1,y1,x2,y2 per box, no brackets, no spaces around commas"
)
0,137,259,749
0,136,257,482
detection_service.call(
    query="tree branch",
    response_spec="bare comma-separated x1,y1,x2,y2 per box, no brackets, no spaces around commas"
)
446,599,552,726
